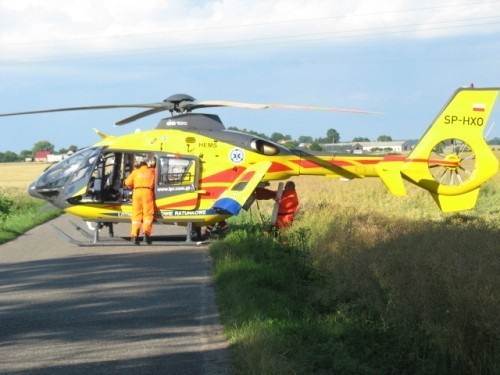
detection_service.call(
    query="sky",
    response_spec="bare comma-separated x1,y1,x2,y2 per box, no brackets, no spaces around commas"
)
1,0,500,153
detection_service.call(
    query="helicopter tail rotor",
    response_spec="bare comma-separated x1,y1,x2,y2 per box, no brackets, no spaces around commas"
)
376,87,499,212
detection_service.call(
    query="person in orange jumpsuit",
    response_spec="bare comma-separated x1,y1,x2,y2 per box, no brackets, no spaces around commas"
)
275,181,299,229
254,181,299,230
125,161,156,245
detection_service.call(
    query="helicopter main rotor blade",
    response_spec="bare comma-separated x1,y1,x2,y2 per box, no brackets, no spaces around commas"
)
186,101,270,110
267,103,384,115
185,100,383,114
117,100,272,125
0,103,172,118
0,96,382,126
115,98,201,125
115,108,169,125
115,100,270,125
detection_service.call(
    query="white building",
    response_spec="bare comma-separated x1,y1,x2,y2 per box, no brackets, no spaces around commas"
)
323,141,412,154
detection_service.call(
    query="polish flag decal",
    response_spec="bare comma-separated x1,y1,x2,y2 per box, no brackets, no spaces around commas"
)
472,103,486,112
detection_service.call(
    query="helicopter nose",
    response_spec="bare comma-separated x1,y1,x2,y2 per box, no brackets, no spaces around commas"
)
27,182,44,200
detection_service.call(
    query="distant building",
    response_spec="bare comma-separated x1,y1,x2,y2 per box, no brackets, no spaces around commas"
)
322,141,412,154
34,151,51,162
33,151,70,163
322,142,353,153
47,154,64,163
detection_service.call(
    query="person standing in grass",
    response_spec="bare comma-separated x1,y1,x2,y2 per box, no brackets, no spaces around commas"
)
254,181,299,230
275,181,299,229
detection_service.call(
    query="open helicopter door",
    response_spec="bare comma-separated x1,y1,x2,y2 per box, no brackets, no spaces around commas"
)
154,154,200,210
213,161,272,215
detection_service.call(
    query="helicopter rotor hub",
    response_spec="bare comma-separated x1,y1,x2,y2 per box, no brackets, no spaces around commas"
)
163,94,196,114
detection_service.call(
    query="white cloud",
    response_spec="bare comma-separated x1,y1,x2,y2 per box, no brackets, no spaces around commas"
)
1,0,500,61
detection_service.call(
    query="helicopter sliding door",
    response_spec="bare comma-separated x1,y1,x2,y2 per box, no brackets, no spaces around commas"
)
76,151,201,211
155,154,200,210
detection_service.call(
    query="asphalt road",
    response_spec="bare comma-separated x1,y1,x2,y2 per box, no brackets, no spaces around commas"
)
0,215,232,374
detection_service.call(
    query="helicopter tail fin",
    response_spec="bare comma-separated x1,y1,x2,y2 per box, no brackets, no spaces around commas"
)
396,87,499,212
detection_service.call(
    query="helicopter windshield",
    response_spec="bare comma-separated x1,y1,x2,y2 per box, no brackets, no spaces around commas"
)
35,146,102,190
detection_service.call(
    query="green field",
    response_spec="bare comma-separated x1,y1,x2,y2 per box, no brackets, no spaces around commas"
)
211,161,500,374
0,162,61,243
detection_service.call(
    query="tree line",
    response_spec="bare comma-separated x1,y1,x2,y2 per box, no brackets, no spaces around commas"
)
2,133,500,163
228,127,400,151
0,140,78,163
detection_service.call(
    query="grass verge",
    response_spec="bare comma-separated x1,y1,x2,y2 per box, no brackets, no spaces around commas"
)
210,183,499,374
0,187,62,244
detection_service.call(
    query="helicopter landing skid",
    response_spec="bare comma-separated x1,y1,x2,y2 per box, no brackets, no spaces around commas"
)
51,221,209,247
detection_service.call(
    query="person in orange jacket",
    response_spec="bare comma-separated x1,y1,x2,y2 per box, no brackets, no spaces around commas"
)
125,161,156,245
275,181,299,229
254,181,299,230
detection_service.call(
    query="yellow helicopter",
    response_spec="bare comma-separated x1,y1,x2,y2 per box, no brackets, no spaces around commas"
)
1,87,498,245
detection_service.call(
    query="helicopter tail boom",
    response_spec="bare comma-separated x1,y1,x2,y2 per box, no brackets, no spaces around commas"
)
379,87,499,212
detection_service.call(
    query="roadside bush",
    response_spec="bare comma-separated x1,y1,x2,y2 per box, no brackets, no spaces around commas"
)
0,187,61,243
0,194,14,218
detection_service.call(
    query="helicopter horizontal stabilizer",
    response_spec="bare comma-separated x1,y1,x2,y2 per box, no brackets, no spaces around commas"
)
374,159,407,196
213,161,272,215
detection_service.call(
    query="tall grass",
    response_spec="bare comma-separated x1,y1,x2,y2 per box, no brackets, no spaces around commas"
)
211,171,500,374
0,163,62,243
0,187,61,243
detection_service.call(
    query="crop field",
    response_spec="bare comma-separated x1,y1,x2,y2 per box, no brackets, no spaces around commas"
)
212,155,500,374
0,162,50,189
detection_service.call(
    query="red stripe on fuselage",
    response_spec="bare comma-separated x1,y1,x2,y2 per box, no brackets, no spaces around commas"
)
381,155,459,167
201,166,246,183
268,162,293,173
409,158,459,166
290,159,355,168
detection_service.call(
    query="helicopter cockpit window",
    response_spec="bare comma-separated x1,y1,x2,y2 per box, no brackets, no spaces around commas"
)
158,157,193,186
69,147,103,185
35,146,102,189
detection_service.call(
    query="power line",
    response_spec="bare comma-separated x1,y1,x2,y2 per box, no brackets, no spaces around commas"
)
0,0,498,47
1,6,499,63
